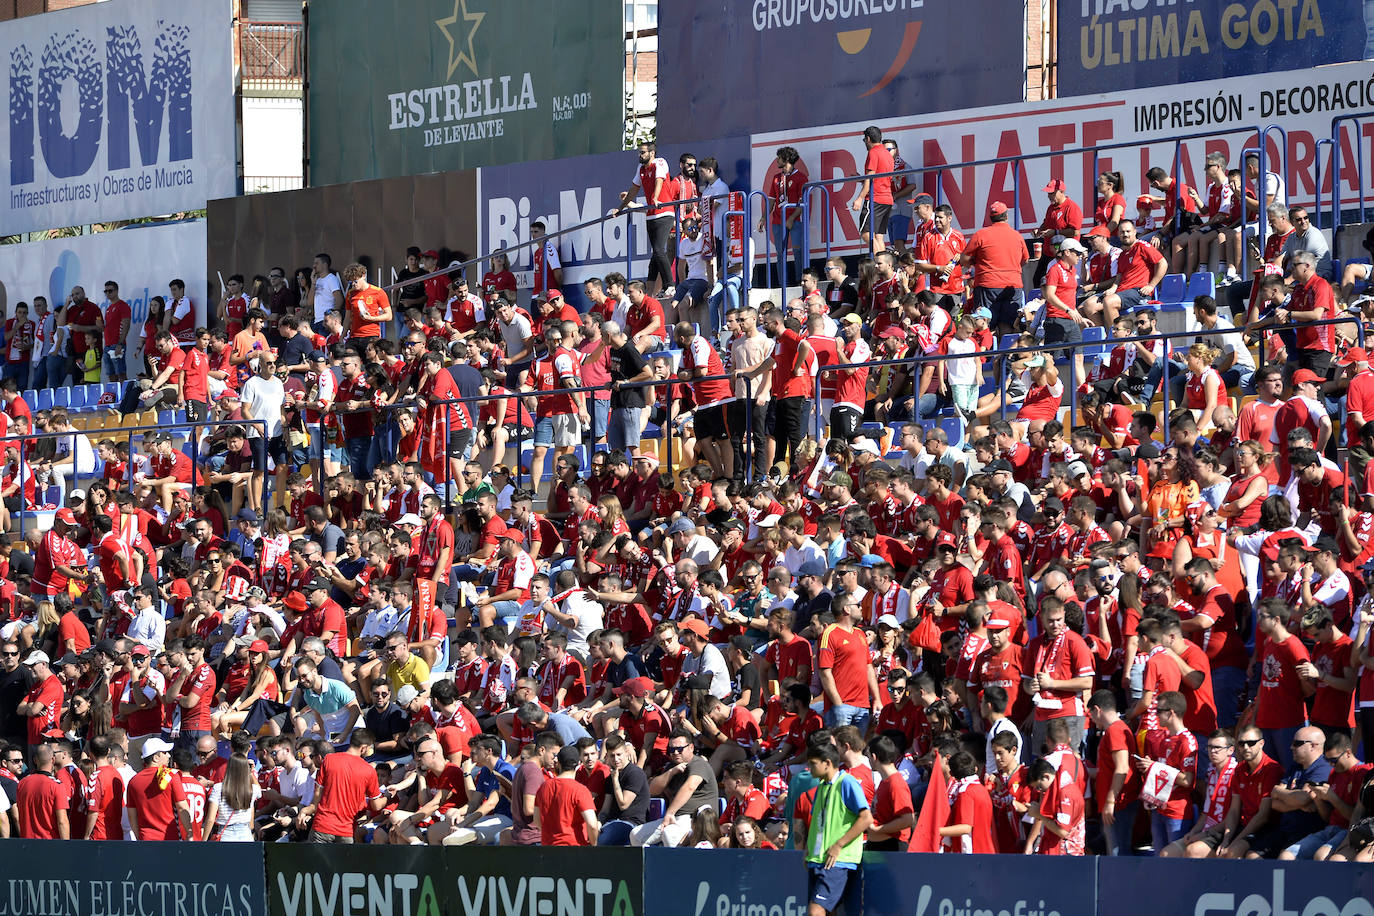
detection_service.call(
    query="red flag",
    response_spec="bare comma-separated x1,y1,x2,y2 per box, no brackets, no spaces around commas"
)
908,751,949,853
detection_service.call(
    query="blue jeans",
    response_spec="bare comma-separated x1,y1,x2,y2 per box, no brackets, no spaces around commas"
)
1263,724,1301,772
1151,813,1188,854
1282,824,1346,860
1,362,29,390
590,397,610,442
598,821,635,846
345,437,372,479
1212,666,1246,729
608,406,645,452
768,223,801,287
1108,799,1139,856
29,358,46,391
823,704,871,733
708,276,742,333
44,352,68,389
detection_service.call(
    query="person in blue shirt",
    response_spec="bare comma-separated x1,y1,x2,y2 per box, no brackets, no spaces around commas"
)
1244,725,1334,858
437,734,517,846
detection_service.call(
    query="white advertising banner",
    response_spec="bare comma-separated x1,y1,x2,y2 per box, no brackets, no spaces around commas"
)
0,220,208,355
0,0,235,235
751,60,1374,258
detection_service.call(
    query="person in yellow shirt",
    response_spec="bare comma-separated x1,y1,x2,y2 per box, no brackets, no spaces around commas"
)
382,630,431,696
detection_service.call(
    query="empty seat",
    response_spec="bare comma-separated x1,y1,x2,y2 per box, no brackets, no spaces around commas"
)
1156,273,1186,304
68,386,89,410
51,389,69,409
35,389,53,410
1185,271,1216,302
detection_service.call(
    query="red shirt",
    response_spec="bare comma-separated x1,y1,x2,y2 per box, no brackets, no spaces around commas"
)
1096,718,1141,808
1310,635,1357,729
770,328,811,399
1022,631,1094,721
1290,274,1337,353
1232,755,1284,824
346,284,390,339
535,776,596,846
1150,730,1199,820
963,221,1028,289
1043,259,1078,319
23,674,63,744
871,770,914,845
863,144,895,204
66,301,101,353
86,764,125,840
17,772,70,838
178,662,217,731
766,634,813,684
1255,633,1311,729
817,623,870,708
626,296,666,342
312,751,380,837
126,766,188,840
1116,240,1164,290
767,166,808,226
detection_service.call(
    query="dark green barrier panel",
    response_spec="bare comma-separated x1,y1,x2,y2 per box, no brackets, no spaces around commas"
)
265,844,643,916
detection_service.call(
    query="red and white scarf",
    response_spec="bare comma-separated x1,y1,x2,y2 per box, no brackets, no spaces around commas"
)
1202,756,1238,828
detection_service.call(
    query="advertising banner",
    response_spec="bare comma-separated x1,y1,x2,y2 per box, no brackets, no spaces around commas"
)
0,220,208,355
1099,857,1374,916
306,0,621,185
266,843,644,916
0,0,235,235
861,851,1097,916
1058,0,1372,97
656,0,1025,143
752,59,1374,262
476,136,752,311
645,849,808,916
0,838,265,916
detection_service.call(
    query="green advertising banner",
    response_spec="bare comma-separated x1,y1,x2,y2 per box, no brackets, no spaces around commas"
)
306,0,621,185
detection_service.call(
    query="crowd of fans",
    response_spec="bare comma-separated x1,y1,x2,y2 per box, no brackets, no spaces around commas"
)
0,133,1372,895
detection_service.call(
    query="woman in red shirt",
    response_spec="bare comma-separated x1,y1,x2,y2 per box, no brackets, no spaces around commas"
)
1218,441,1270,529
1095,171,1126,236
1014,356,1063,432
1182,343,1223,433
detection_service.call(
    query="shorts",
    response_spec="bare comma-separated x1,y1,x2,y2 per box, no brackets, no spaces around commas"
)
808,865,861,915
1189,823,1228,851
267,434,287,465
184,399,208,424
859,202,892,236
502,423,530,441
888,214,911,245
102,346,126,378
533,416,555,448
974,286,1024,329
1042,316,1082,346
550,413,582,447
1117,288,1146,310
448,427,474,459
694,402,731,441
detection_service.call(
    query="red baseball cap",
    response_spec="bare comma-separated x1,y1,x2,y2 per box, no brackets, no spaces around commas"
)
499,529,525,545
1340,347,1369,365
1135,194,1157,209
1087,225,1112,237
282,591,308,612
620,677,654,699
249,639,270,653
879,326,907,340
543,289,563,301
54,508,76,526
1292,368,1325,386
421,250,439,260
1043,178,1066,193
678,618,709,639
989,201,1009,216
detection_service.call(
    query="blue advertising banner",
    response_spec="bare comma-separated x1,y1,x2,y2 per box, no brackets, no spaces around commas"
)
1058,0,1372,96
0,0,235,235
477,136,752,312
1099,857,1374,916
655,0,1025,143
860,852,1097,916
645,849,808,916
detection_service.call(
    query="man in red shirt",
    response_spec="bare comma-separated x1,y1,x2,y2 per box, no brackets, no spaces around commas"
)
735,307,814,471
1041,237,1089,378
15,743,69,838
625,281,666,353
125,737,192,840
100,280,132,382
1275,250,1338,378
758,145,807,287
535,745,599,846
1021,597,1094,757
1098,219,1167,321
82,735,124,840
17,651,63,755
961,201,1029,337
341,263,393,340
1133,690,1198,852
1252,598,1312,771
296,729,385,842
914,204,966,311
818,593,877,730
165,636,216,746
614,141,673,295
851,125,895,253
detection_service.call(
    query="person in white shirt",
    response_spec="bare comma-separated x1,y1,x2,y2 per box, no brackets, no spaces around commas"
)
239,356,288,502
677,618,731,699
310,254,344,323
544,569,604,659
126,587,167,651
672,218,714,329
780,514,825,572
698,156,732,265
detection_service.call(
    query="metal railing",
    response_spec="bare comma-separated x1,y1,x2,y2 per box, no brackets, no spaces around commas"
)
809,314,1364,447
0,418,269,540
244,175,305,194
239,21,304,85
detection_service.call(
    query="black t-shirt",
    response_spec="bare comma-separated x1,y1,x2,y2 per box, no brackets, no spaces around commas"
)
733,661,762,708
397,268,427,303
364,703,409,749
608,343,649,409
826,277,859,311
279,332,316,373
0,665,36,742
603,763,651,824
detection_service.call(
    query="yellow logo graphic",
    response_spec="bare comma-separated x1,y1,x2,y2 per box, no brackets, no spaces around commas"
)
436,0,485,80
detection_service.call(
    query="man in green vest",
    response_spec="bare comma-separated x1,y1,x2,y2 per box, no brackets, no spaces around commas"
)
802,744,871,916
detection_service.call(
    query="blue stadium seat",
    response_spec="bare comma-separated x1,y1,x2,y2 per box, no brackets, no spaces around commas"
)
51,389,69,409
21,390,36,408
157,410,177,426
1080,325,1109,359
69,386,88,410
35,389,52,410
1185,271,1216,302
937,416,962,444
998,333,1021,352
1155,273,1186,305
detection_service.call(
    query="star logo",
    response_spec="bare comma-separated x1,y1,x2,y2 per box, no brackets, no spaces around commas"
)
436,0,484,81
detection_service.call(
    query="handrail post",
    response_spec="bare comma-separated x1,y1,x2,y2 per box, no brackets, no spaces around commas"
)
1161,355,1172,446
744,376,754,483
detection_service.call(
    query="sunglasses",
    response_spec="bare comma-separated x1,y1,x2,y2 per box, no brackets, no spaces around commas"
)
666,745,690,753
1237,738,1263,748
